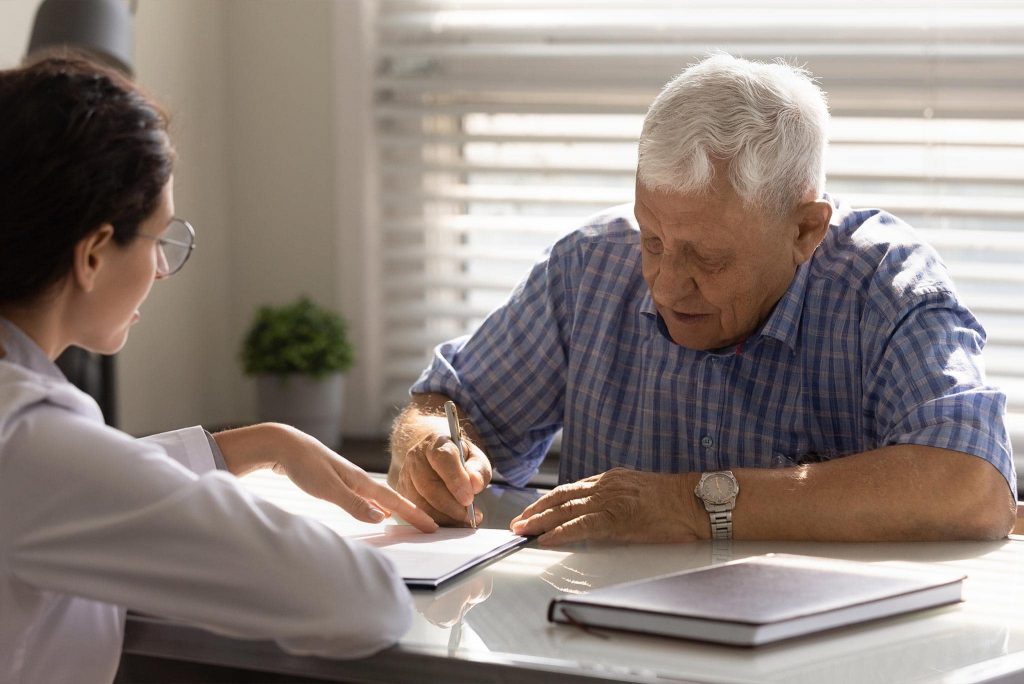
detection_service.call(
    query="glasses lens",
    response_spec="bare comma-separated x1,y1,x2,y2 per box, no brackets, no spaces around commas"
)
159,219,194,275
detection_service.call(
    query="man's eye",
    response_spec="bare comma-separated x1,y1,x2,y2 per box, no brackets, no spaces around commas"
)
643,237,663,254
698,260,728,274
692,251,730,273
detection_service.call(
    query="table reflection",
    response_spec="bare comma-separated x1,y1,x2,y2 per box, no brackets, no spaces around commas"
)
403,528,1023,684
236,471,1024,683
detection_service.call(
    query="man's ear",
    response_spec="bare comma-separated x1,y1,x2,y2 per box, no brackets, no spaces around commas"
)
72,224,117,293
791,199,832,266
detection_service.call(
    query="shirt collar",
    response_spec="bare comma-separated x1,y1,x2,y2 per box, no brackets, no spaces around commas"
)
762,193,841,352
0,316,67,382
755,258,811,353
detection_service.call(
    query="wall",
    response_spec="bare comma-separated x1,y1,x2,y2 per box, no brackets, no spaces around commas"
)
0,1,378,436
221,0,354,431
122,0,236,435
0,0,36,65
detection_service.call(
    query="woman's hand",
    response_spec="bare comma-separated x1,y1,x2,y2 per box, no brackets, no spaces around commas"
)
214,423,438,533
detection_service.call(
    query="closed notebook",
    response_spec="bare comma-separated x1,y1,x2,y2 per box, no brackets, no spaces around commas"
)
547,553,966,646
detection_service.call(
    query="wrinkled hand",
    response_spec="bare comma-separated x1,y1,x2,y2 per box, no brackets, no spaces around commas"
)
509,468,703,546
394,431,492,527
273,428,438,533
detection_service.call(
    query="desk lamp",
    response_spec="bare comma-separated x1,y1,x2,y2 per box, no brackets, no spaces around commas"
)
26,0,134,75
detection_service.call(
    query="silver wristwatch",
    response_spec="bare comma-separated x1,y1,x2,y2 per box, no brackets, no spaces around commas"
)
694,470,740,540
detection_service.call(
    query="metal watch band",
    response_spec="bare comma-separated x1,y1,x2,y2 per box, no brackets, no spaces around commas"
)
709,511,733,540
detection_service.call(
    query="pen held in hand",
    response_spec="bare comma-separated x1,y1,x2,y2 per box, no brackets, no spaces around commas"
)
444,400,478,529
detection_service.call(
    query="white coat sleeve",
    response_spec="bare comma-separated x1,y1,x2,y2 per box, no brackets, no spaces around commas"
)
138,425,218,474
0,404,413,659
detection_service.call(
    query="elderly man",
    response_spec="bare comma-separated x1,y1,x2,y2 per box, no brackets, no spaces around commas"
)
388,54,1016,546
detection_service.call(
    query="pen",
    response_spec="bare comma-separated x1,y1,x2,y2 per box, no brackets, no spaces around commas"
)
444,400,477,528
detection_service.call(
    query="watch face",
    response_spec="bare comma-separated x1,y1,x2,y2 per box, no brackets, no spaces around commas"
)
699,472,738,505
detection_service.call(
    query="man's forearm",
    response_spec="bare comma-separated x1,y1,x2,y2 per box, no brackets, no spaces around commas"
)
728,445,1016,542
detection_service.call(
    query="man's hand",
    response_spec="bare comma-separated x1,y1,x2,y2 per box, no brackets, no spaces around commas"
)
393,430,491,527
509,468,705,546
389,395,493,527
215,423,438,533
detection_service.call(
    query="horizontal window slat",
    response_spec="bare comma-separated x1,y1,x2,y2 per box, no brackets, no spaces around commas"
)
377,106,1024,147
994,377,1024,411
384,331,469,354
383,274,524,294
983,347,1024,378
378,97,1023,118
381,216,578,233
815,195,1024,220
381,185,1024,220
381,0,1019,12
378,73,1024,97
948,263,1024,286
379,45,1024,65
381,184,633,206
947,296,1024,316
379,9,1024,43
377,97,1023,121
376,129,1024,152
381,159,1024,186
381,129,1024,154
979,331,1024,348
380,218,1024,257
918,228,1024,252
381,298,500,319
385,245,542,264
380,162,1024,187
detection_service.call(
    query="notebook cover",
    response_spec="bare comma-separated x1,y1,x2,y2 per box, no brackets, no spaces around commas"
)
548,553,965,644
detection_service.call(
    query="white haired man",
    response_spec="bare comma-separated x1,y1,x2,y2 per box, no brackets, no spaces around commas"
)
388,54,1017,545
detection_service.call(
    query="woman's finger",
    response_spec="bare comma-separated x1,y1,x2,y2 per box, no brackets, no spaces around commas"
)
359,477,439,533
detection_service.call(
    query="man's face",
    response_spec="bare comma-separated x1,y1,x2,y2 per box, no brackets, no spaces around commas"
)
635,178,800,350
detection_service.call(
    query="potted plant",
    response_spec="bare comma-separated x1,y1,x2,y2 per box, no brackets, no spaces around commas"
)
240,296,355,449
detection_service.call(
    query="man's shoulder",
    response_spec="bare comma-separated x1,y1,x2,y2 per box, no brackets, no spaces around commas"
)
549,204,640,256
533,204,645,306
811,200,957,320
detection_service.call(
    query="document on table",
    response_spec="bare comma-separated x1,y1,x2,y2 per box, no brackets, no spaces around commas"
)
240,470,528,589
351,526,528,589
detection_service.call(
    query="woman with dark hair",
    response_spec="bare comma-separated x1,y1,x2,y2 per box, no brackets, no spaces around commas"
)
0,57,436,683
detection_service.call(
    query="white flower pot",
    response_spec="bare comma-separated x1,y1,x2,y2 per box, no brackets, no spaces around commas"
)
255,372,345,449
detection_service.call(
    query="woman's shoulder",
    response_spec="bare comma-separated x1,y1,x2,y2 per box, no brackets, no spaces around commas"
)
0,360,104,429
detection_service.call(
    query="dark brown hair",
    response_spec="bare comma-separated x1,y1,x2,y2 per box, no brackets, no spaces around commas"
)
0,56,175,305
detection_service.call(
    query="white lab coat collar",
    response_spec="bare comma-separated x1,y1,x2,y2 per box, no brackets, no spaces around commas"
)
0,316,102,423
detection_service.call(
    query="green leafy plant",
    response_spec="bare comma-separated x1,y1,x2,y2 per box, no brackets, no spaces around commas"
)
241,296,355,378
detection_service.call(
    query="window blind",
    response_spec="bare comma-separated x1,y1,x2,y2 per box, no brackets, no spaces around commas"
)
371,0,1024,479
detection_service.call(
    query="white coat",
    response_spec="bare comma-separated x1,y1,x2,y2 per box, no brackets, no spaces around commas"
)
0,318,412,684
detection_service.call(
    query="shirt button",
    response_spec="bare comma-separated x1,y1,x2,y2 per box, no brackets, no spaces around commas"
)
701,436,714,448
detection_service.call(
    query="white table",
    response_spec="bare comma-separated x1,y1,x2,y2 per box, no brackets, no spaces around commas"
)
122,472,1024,683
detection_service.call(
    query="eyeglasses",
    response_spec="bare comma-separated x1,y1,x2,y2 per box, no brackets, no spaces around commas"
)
137,217,195,278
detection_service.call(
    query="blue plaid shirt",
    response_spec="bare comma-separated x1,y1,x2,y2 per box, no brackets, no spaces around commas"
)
411,198,1015,493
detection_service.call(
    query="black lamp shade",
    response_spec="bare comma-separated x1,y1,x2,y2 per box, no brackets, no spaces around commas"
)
27,0,133,75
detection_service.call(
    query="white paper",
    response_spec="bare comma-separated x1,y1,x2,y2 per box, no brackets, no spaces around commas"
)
351,526,525,581
240,470,525,585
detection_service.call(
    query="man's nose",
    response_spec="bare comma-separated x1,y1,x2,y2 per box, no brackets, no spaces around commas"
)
654,256,697,300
